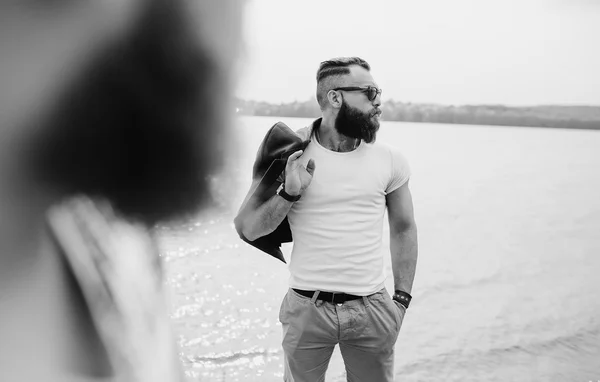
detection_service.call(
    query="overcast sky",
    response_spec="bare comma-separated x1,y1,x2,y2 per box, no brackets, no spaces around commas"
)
236,0,600,106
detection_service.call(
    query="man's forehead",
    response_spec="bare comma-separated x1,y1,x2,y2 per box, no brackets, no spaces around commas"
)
339,65,377,87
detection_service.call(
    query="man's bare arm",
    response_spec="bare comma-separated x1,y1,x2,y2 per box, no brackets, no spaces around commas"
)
236,179,295,241
236,150,315,242
386,181,418,294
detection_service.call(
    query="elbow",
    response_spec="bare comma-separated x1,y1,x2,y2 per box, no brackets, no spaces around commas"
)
240,221,273,242
393,219,417,234
390,222,417,243
234,214,260,242
242,226,260,242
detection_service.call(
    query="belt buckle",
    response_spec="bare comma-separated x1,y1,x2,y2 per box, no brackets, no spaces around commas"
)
331,292,344,305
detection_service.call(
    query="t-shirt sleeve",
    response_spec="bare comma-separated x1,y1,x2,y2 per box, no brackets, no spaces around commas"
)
385,146,411,194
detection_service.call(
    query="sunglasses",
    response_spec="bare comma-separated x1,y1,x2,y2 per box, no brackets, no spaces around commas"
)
332,86,382,102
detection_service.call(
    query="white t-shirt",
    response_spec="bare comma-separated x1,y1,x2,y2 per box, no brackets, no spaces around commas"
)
286,125,411,295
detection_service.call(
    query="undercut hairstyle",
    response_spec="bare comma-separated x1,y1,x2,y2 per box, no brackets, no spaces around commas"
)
315,57,370,110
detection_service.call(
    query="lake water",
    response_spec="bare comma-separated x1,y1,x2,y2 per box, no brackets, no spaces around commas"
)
157,116,600,382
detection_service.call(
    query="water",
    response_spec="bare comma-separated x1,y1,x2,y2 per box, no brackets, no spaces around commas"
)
157,117,600,381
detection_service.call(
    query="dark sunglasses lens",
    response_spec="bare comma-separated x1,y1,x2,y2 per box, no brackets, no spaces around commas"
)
367,88,377,101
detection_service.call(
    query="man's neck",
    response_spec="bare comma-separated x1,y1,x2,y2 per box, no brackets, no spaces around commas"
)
316,116,359,153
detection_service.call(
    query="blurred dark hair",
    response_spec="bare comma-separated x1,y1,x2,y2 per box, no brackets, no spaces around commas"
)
316,57,370,109
32,1,231,225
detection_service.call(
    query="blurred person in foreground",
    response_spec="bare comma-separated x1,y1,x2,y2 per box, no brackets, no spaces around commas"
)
0,1,242,381
236,57,418,381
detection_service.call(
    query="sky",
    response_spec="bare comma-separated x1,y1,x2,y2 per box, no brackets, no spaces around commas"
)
236,0,600,106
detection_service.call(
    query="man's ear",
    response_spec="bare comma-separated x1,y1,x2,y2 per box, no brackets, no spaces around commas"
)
327,89,343,109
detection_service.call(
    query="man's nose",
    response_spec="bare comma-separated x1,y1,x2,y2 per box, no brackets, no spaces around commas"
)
373,93,382,107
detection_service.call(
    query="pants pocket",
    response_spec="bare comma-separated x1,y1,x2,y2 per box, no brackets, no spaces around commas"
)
391,299,407,329
279,289,310,325
379,291,405,333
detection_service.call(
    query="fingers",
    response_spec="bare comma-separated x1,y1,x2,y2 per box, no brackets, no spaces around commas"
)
287,150,316,177
287,150,304,164
305,158,316,175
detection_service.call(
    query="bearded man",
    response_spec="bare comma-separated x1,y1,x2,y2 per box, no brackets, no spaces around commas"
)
236,57,418,381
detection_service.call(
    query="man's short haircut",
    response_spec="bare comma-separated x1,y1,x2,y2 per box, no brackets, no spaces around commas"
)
316,57,370,110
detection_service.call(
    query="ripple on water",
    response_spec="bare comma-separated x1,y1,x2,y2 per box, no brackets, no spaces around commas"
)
184,347,281,369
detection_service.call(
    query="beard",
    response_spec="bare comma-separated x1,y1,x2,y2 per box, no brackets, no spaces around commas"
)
334,100,380,144
29,1,232,225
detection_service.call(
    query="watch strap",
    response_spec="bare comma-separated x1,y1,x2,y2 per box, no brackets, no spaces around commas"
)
278,186,301,202
393,290,412,309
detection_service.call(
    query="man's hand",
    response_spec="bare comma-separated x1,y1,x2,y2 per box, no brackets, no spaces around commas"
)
284,150,316,196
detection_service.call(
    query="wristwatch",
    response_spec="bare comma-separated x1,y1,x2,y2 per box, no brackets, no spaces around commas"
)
277,184,301,202
392,290,412,309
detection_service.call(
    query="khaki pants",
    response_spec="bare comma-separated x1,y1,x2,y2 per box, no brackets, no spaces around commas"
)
279,288,405,382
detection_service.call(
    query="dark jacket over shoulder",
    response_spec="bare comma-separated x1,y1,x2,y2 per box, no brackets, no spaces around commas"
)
233,119,318,263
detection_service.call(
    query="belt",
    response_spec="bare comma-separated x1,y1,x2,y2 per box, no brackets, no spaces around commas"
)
292,289,363,304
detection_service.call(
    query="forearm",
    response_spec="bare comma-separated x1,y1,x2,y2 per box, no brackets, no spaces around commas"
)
390,225,418,294
239,194,294,241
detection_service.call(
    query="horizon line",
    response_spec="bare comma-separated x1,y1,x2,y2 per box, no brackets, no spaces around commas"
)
234,97,600,109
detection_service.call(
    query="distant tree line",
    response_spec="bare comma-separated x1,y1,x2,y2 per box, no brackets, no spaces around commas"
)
235,98,600,130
